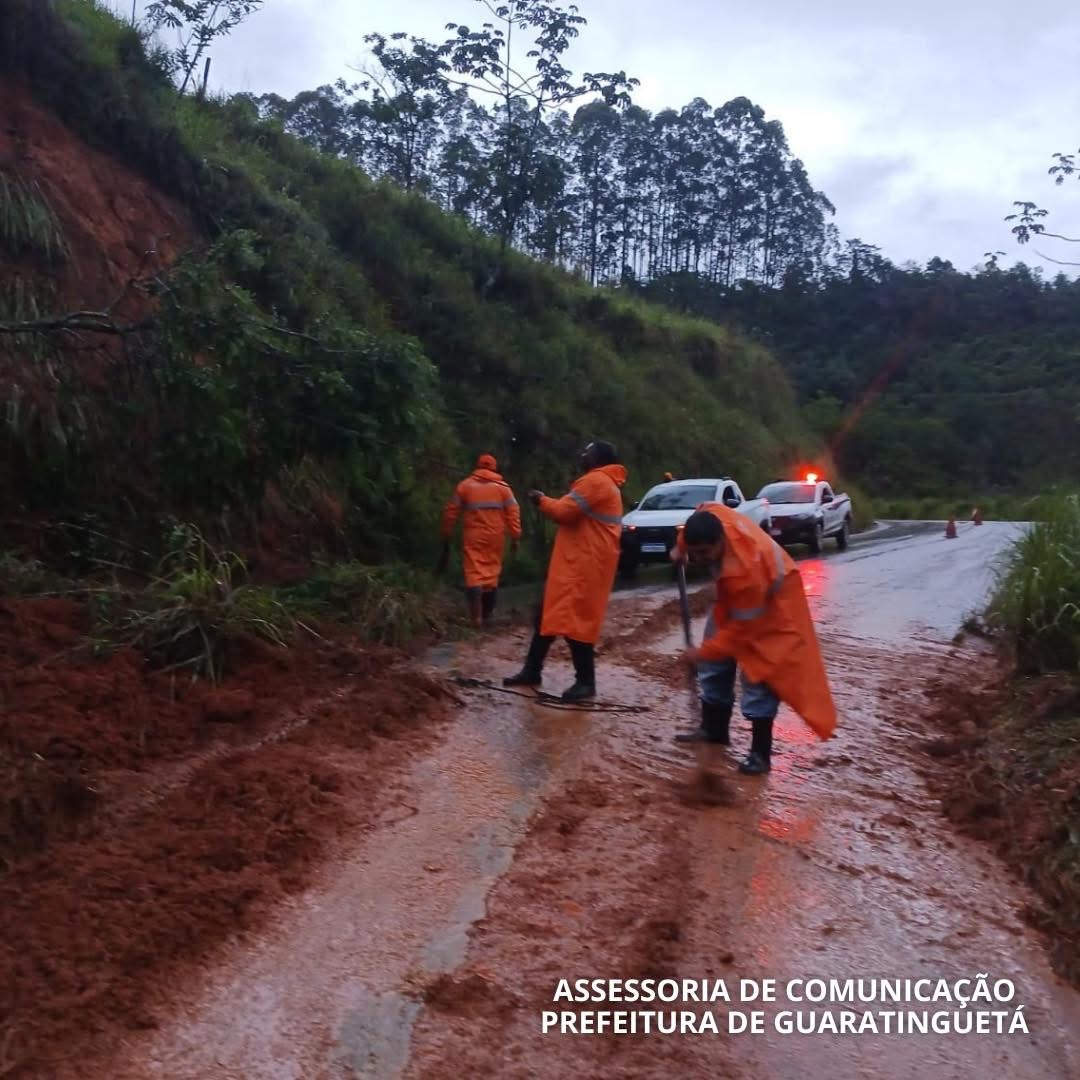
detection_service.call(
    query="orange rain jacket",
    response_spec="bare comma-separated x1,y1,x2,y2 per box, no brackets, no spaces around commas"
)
441,459,522,589
538,463,627,644
678,503,837,739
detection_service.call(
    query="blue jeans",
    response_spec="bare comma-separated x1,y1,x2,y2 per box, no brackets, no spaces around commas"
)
698,615,779,720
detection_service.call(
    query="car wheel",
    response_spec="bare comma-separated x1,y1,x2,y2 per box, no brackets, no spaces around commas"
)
618,554,638,580
835,521,849,551
807,522,823,555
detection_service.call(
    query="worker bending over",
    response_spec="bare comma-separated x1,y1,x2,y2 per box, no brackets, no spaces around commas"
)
441,454,522,628
504,441,627,702
672,504,837,774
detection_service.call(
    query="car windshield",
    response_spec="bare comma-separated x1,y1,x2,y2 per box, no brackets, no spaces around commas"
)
638,485,715,511
759,482,816,504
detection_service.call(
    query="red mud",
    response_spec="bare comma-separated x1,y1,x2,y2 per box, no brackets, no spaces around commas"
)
0,594,452,1078
918,670,1080,986
401,611,1080,1079
49,527,1080,1079
404,772,742,1080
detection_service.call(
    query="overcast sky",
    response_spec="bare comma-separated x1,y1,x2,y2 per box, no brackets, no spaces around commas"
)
121,0,1080,276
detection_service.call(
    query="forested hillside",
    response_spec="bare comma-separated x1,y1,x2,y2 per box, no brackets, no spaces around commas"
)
637,255,1080,498
248,0,1077,505
3,0,1072,578
0,0,812,574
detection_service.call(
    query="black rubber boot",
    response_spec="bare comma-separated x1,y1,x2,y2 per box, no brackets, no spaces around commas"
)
503,632,553,687
466,588,483,629
561,681,597,702
562,639,596,701
675,700,732,744
739,717,774,775
481,589,497,623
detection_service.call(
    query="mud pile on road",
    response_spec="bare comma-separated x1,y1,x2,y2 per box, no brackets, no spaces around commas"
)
0,594,453,1077
920,671,1080,987
404,770,743,1079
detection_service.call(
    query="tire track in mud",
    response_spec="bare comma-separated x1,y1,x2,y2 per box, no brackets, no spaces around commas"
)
93,662,455,837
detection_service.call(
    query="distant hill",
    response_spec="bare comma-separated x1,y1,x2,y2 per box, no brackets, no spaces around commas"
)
636,256,1080,500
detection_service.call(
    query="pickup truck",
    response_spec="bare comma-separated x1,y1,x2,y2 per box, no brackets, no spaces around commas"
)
757,476,852,554
619,477,771,577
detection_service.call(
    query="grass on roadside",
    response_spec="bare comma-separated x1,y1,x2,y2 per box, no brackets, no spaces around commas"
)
97,525,296,681
987,493,1080,674
281,561,455,647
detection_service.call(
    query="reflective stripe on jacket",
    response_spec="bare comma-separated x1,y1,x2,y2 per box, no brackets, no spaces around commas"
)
679,502,837,740
441,468,522,588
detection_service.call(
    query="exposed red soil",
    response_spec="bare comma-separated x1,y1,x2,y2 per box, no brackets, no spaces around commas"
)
918,668,1080,986
0,78,193,323
0,593,453,1078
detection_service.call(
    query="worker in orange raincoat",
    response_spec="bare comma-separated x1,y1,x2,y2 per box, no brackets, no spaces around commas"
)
671,503,836,774
442,454,522,628
504,441,627,702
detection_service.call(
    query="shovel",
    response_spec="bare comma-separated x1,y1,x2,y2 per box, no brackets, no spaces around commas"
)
676,560,696,704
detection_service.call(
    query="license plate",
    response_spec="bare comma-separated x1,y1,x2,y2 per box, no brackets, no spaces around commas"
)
641,543,667,553
770,528,783,537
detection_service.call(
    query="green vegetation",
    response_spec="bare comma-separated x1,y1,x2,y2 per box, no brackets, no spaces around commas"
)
246,3,828,282
281,562,449,647
637,253,1080,502
101,524,295,681
989,494,1080,674
939,494,1080,985
0,175,67,263
1,0,812,582
874,494,1037,522
237,0,1076,510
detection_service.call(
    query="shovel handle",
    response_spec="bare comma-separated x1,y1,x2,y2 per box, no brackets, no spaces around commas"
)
676,561,693,648
676,561,698,705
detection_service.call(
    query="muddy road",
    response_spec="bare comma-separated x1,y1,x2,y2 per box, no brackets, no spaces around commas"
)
104,520,1080,1079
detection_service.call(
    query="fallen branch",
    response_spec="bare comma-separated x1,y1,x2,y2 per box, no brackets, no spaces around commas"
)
0,311,146,336
0,240,173,338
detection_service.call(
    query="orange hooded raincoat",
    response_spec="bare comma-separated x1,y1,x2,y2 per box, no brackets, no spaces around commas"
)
538,463,627,644
441,455,522,589
679,503,837,739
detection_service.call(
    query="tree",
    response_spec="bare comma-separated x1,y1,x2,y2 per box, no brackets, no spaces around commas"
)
248,85,353,157
145,0,263,95
429,0,638,246
570,100,621,282
1006,145,1080,267
349,34,451,192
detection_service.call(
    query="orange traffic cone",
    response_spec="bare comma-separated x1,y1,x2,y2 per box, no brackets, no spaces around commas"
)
945,516,958,539
971,507,983,526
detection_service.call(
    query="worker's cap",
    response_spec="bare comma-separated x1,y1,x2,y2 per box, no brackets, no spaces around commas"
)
476,453,497,471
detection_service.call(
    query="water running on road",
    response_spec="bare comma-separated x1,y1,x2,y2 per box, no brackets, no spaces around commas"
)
109,522,1078,1079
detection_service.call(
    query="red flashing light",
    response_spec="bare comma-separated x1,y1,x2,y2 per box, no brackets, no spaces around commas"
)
805,472,819,484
